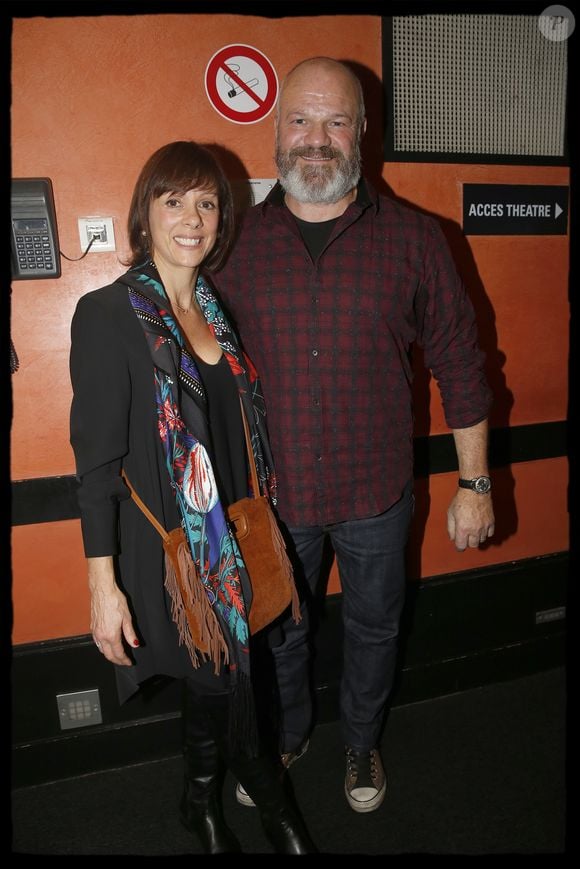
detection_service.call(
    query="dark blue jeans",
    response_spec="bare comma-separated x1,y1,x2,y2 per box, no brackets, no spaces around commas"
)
272,481,414,753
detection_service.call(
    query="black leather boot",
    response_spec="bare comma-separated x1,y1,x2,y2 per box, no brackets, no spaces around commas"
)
180,684,242,854
229,754,318,855
201,685,318,854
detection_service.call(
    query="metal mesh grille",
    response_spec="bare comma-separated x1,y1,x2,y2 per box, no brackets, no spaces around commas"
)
392,14,568,156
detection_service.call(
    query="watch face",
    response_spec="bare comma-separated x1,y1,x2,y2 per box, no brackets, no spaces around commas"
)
473,476,491,494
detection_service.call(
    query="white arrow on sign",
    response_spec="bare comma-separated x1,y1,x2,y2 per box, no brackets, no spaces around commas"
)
555,203,563,219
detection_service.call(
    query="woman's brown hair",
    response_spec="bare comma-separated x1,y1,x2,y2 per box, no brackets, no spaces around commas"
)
126,141,235,272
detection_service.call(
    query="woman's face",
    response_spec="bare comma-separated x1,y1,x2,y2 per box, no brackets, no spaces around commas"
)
148,186,220,278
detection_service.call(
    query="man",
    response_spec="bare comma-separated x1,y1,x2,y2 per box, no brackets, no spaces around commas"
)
213,57,495,814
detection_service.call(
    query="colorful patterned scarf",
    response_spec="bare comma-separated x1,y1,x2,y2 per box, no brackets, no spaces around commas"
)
118,262,276,750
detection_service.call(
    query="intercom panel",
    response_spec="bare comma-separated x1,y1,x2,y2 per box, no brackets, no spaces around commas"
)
11,177,61,279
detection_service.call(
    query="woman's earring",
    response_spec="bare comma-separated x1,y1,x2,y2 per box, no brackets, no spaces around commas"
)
141,230,147,237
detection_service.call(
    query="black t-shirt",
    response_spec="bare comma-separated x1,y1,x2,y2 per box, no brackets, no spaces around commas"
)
195,353,248,507
293,214,339,260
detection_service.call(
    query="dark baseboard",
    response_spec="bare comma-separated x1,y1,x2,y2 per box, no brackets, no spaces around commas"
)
11,552,567,789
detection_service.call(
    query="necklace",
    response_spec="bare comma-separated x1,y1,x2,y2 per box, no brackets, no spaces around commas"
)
149,262,196,315
173,294,195,314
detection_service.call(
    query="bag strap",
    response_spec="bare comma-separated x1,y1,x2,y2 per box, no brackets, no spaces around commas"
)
239,396,260,498
121,469,170,543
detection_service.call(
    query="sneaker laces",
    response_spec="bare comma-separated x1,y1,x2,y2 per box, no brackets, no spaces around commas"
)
345,747,382,790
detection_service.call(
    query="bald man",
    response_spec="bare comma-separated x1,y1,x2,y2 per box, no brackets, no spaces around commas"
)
213,57,494,814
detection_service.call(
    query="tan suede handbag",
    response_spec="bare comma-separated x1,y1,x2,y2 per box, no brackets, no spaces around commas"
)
122,399,300,639
226,399,301,634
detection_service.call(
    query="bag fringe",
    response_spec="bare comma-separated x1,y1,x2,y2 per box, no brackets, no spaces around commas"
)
164,539,229,672
265,503,302,626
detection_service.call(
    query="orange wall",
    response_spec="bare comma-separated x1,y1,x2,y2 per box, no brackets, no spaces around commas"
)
10,14,569,643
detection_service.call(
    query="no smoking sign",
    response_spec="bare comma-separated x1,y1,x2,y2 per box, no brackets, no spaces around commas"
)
204,44,278,125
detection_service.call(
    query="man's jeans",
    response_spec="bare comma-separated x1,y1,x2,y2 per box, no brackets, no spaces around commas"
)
272,481,414,752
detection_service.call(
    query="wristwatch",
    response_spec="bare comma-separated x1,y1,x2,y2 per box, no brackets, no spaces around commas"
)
458,475,492,494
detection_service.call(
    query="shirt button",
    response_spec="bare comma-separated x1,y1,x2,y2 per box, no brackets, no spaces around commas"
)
311,349,318,357
316,455,322,462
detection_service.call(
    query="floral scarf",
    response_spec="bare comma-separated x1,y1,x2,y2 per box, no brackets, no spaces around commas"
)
118,262,276,749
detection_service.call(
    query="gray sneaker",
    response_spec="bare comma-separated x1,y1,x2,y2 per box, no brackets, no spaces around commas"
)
235,739,310,807
344,746,386,813
280,738,310,770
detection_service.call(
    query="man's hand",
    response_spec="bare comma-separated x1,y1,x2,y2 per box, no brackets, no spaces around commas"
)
450,419,494,551
447,488,495,551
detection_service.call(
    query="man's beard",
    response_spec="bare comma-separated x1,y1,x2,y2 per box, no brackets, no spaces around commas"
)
275,143,361,205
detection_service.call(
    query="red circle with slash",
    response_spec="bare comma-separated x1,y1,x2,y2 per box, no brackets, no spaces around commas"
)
205,44,278,124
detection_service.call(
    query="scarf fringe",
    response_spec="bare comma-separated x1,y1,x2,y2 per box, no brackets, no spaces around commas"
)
265,504,302,626
165,539,230,672
228,669,260,758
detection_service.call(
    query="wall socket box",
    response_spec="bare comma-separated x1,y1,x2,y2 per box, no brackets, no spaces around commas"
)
78,216,116,252
57,688,103,730
535,606,566,624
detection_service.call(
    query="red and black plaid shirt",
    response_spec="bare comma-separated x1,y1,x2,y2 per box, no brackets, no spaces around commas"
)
213,180,492,527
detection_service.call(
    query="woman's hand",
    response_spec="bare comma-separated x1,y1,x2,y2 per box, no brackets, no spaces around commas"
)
87,556,140,666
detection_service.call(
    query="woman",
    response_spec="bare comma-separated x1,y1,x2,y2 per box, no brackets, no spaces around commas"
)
69,141,316,855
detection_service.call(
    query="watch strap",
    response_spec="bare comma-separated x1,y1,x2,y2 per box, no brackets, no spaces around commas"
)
458,476,491,493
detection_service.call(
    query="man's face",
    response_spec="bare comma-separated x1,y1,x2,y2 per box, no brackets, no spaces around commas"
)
275,63,363,205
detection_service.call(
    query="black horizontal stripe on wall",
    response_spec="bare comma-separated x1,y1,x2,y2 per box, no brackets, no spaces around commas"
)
11,421,567,527
12,475,81,526
413,420,567,478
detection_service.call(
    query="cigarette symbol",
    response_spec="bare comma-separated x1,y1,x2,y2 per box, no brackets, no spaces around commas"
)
224,64,259,99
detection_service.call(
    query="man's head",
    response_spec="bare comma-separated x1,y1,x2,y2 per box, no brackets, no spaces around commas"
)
275,57,367,206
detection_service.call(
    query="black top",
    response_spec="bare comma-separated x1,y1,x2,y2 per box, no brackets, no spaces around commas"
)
195,354,248,507
293,215,339,261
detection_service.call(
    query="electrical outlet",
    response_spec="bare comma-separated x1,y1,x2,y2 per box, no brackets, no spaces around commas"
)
535,606,566,625
56,688,103,730
78,216,116,252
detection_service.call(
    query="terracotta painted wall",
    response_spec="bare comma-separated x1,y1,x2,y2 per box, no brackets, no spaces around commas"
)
10,13,569,644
